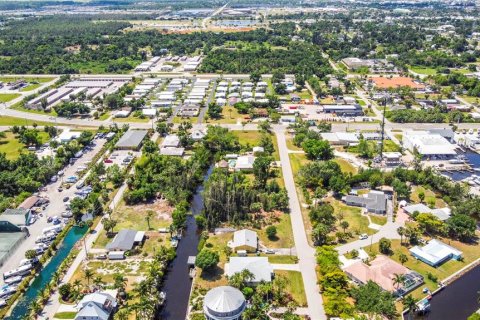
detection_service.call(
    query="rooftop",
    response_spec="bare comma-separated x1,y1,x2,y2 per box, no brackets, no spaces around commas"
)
410,239,462,267
115,130,148,149
203,286,246,318
225,257,273,282
106,229,143,251
370,77,425,90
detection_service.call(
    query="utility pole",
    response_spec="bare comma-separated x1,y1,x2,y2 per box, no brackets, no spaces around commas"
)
379,95,388,159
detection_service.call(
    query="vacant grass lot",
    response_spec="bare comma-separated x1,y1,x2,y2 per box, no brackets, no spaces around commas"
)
409,66,437,75
410,185,447,208
0,116,59,127
208,106,244,124
0,131,50,159
334,158,357,174
233,130,280,160
275,270,307,306
257,214,294,248
326,198,375,240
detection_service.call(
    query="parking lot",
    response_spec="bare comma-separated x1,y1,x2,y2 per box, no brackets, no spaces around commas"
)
0,137,107,281
103,150,139,168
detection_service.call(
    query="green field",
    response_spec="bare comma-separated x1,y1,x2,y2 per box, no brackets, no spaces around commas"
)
0,93,20,103
0,131,50,159
409,66,437,75
275,270,307,306
0,116,56,127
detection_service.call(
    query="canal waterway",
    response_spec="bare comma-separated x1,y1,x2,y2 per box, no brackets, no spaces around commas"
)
5,225,88,320
410,264,480,320
159,166,213,320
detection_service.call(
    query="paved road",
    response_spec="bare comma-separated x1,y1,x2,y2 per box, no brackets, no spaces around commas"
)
275,128,326,320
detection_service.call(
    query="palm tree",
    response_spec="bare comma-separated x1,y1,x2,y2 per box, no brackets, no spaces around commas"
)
392,273,406,292
28,300,41,317
397,226,406,245
113,273,127,291
402,295,417,320
73,279,83,293
84,268,94,287
145,211,154,230
93,276,104,289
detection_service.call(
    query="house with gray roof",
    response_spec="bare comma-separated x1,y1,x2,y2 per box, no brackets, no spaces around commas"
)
114,130,148,150
106,229,145,252
344,190,388,214
76,292,117,320
229,229,258,253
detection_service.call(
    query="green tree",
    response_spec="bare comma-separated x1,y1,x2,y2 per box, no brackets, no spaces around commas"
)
25,249,37,260
447,214,476,241
302,139,334,160
266,226,277,239
195,249,219,271
379,237,392,254
339,220,349,233
398,253,409,265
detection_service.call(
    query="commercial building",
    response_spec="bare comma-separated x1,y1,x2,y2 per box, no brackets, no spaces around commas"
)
0,221,28,266
402,131,457,159
115,130,148,150
203,286,246,320
321,132,359,146
410,239,462,267
322,104,364,117
1,208,31,227
343,255,424,295
225,257,274,283
344,190,388,214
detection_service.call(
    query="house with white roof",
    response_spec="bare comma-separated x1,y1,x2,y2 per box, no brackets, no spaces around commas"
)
402,203,451,221
229,229,258,253
234,155,255,171
225,257,273,283
75,291,117,320
161,134,180,148
410,239,462,267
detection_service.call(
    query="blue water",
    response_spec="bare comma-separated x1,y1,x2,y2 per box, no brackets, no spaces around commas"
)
444,151,480,181
6,225,88,319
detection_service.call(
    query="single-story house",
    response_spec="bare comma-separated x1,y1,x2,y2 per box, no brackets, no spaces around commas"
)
142,108,157,118
57,129,81,143
383,152,402,166
343,255,423,295
1,208,31,227
161,134,180,148
106,229,145,252
234,155,255,171
114,130,148,151
321,132,359,146
76,291,117,320
160,147,185,156
403,204,451,221
229,229,258,253
344,190,388,214
225,257,274,283
410,239,462,267
252,146,264,154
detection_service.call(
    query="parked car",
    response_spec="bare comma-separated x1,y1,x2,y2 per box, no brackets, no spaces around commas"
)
62,196,69,202
359,234,368,240
96,254,107,260
104,159,113,163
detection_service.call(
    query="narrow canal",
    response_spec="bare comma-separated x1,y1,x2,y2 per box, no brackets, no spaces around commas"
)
410,264,480,320
6,225,88,320
159,166,213,320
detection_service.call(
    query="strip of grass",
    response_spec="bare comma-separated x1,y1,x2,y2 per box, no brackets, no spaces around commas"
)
334,158,357,174
0,93,20,102
289,153,308,175
370,214,387,226
266,255,297,264
20,83,43,92
0,76,55,83
0,116,57,127
53,312,76,319
409,66,437,75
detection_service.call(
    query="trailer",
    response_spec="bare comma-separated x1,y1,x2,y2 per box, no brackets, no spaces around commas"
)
3,264,33,279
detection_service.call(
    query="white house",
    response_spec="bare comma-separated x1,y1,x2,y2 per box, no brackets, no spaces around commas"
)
76,291,117,320
225,257,273,283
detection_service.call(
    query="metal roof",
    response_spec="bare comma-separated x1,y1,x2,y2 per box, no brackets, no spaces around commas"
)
106,229,140,251
203,286,246,318
115,130,148,149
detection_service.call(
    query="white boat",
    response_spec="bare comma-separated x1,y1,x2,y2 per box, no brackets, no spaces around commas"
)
0,285,17,298
4,276,22,285
448,159,464,164
0,299,6,308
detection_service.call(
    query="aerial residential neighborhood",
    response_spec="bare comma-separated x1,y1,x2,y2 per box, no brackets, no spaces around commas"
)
0,0,480,320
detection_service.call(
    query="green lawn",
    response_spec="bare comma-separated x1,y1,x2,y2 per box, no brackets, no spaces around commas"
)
20,83,42,92
266,255,297,264
208,106,243,124
98,112,111,121
334,158,357,174
0,93,20,103
11,103,58,116
289,153,308,175
409,66,437,75
327,198,375,239
0,116,57,127
0,131,50,159
370,214,387,226
53,312,76,319
275,270,307,306
113,116,150,123
233,130,280,160
173,116,199,124
257,214,294,248
410,185,447,208
285,135,303,151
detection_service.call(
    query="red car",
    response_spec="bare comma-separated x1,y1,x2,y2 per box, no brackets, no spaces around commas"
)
104,158,113,163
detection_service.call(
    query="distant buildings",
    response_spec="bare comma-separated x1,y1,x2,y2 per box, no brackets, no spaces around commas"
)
410,239,462,267
203,286,246,320
322,104,364,117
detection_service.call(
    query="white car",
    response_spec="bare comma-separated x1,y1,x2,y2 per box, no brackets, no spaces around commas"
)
359,234,368,240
